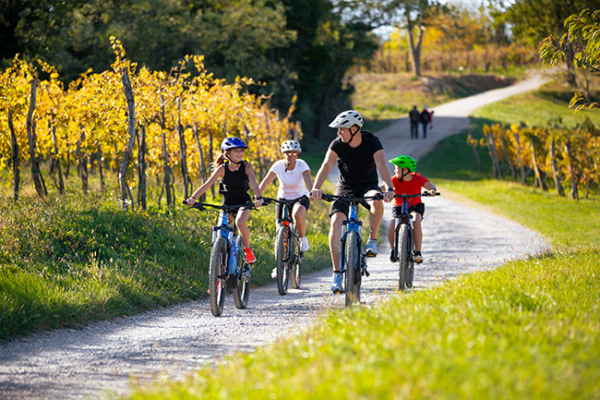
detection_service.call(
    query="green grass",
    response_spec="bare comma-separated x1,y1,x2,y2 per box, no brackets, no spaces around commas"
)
0,180,334,340
124,81,600,399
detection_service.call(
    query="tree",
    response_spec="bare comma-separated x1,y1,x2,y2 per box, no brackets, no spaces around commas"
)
539,8,600,110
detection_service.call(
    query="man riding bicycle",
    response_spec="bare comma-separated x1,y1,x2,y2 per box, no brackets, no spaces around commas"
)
311,110,394,293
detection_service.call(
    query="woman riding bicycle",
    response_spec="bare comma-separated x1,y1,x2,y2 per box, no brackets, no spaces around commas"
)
387,155,437,263
259,140,314,253
186,137,263,264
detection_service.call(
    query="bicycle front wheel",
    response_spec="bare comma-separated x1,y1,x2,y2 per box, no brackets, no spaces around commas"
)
275,226,290,295
398,224,410,291
233,236,251,309
290,232,302,289
344,231,361,306
209,236,227,316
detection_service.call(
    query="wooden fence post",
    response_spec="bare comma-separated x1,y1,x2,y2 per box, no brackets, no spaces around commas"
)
119,66,137,211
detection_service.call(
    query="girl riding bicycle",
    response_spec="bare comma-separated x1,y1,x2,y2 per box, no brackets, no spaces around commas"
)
387,155,437,263
186,137,264,264
259,140,314,252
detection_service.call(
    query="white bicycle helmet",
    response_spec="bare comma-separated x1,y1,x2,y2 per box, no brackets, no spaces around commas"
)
328,110,364,129
281,140,302,154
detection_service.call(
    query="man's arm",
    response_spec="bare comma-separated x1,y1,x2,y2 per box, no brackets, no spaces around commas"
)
310,149,338,200
373,149,394,202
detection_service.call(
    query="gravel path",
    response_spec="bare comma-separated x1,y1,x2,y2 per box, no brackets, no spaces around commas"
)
0,72,550,400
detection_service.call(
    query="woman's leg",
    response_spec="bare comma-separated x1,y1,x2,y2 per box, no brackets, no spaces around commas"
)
292,204,307,237
236,209,252,248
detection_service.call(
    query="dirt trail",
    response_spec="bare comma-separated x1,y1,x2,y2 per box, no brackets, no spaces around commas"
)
0,71,550,400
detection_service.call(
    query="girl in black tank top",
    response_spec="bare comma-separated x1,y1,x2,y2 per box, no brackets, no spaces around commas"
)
186,142,264,264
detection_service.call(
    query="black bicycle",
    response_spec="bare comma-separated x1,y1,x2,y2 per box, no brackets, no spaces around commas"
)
263,197,303,295
392,192,440,290
184,200,254,316
322,193,382,306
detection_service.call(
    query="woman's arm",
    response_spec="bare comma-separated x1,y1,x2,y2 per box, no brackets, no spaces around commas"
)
246,162,264,207
302,169,314,193
186,165,224,205
259,170,277,194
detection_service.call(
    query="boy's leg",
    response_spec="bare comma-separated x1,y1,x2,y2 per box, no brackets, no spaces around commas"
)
412,212,423,251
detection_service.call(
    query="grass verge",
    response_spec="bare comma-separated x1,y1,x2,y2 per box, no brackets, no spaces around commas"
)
0,180,334,340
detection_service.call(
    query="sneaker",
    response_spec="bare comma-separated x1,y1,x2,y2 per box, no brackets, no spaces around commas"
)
390,249,398,263
414,251,423,264
300,237,310,252
365,238,378,257
244,248,256,264
271,267,277,280
331,271,344,293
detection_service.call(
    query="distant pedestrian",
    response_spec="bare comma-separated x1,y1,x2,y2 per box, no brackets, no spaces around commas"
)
409,105,420,139
420,106,433,139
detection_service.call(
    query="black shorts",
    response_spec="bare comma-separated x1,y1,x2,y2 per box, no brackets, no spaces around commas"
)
275,196,310,221
329,183,383,217
223,196,253,216
392,202,425,219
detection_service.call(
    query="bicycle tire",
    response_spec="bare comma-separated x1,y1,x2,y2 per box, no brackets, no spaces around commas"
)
290,232,302,289
232,236,250,309
209,236,227,316
398,224,410,291
275,226,290,295
345,231,360,306
406,229,415,288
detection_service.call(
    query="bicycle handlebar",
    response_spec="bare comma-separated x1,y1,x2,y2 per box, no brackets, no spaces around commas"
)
262,196,308,206
181,200,256,211
321,193,384,203
394,192,441,199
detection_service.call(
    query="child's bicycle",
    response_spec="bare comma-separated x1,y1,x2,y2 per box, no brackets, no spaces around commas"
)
183,200,254,317
322,193,382,306
263,197,304,295
392,192,440,291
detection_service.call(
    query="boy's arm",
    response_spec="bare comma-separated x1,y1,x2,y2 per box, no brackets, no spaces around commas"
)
423,181,437,195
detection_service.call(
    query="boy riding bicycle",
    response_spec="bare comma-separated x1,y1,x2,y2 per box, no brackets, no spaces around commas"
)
387,155,437,263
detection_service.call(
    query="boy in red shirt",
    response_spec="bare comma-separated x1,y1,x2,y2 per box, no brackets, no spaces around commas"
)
387,155,437,263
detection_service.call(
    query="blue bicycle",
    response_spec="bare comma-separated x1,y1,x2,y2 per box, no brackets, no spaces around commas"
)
322,193,382,306
184,200,253,316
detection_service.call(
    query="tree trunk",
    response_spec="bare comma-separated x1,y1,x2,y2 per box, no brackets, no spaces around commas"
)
176,97,190,199
486,134,503,179
137,124,147,210
160,94,173,207
549,140,565,197
76,129,88,195
208,130,215,199
529,136,547,191
97,145,105,193
48,113,64,194
118,66,137,211
26,79,47,198
406,15,424,77
564,141,579,200
499,136,516,181
193,123,207,202
472,145,482,173
514,133,527,184
8,111,20,201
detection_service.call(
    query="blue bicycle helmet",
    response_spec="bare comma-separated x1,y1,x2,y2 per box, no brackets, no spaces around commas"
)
221,137,248,152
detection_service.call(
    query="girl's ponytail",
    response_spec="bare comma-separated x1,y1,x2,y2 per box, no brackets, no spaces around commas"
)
214,152,228,167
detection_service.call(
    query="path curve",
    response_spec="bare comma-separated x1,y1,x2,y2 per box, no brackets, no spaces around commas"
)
0,71,550,400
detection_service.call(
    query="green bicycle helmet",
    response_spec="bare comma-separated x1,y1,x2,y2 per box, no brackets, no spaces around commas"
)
389,155,416,172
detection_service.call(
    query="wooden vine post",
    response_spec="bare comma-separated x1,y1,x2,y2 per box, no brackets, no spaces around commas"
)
176,97,191,199
549,140,565,197
529,135,547,191
137,124,147,210
118,66,137,211
564,141,579,200
486,133,503,179
26,79,48,198
7,111,20,201
513,132,527,184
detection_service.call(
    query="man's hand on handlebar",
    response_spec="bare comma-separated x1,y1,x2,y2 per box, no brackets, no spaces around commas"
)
310,188,323,201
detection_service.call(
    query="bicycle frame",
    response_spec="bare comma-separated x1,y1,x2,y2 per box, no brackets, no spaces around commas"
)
340,203,363,275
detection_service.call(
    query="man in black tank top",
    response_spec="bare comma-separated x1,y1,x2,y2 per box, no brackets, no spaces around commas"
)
310,110,395,293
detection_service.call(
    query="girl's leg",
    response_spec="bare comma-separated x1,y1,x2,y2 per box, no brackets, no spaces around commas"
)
387,218,396,249
412,212,423,251
236,209,252,249
292,204,307,237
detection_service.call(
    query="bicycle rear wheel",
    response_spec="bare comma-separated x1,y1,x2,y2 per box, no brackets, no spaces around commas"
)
232,236,251,309
345,231,361,306
275,226,290,295
398,224,410,291
209,236,227,316
290,232,302,289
